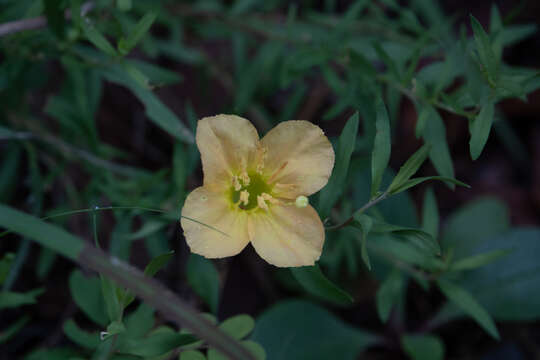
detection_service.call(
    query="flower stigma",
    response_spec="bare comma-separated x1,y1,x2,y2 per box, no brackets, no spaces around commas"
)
230,172,274,211
295,195,309,208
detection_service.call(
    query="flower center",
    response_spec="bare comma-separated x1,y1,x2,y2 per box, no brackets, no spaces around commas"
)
230,172,273,211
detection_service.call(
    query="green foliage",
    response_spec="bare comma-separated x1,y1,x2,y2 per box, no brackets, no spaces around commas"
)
1,0,539,358
252,300,378,360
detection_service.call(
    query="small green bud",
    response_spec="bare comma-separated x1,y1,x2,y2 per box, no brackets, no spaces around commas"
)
295,195,309,208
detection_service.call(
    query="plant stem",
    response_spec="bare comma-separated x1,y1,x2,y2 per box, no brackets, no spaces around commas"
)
326,192,389,231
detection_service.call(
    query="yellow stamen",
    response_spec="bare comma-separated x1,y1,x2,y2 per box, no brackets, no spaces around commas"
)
239,172,251,186
257,195,269,211
239,190,249,206
232,175,242,191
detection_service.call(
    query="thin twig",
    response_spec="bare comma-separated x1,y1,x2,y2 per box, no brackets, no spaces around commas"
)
326,192,389,231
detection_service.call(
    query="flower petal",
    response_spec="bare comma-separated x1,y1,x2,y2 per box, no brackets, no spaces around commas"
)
248,204,324,267
197,115,260,189
261,120,334,198
181,187,250,258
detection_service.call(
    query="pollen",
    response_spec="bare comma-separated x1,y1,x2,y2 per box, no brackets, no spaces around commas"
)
230,172,273,211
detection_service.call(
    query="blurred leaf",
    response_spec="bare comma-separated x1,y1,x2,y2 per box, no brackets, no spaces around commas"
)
63,319,100,349
376,268,404,323
44,0,65,38
0,288,44,310
81,21,118,57
24,347,81,360
69,270,108,326
441,197,509,259
101,65,195,144
128,60,183,86
369,221,440,255
458,228,540,321
436,278,499,339
0,315,30,344
101,275,123,322
0,252,15,285
144,250,174,277
186,254,220,314
122,303,155,339
319,112,359,218
370,96,391,197
0,143,21,203
118,12,157,55
421,105,455,185
117,332,197,357
36,248,57,280
353,213,373,270
219,315,255,340
449,249,510,272
181,350,207,360
208,341,266,360
470,15,498,86
469,99,495,160
290,265,353,305
401,334,444,360
388,144,430,194
421,187,439,238
252,300,379,360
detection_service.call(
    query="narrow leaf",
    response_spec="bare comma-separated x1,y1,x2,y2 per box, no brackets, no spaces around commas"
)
389,176,470,195
371,96,391,197
353,213,373,270
469,100,495,160
470,15,498,85
422,187,439,238
388,144,430,193
402,334,444,360
319,112,359,218
437,278,499,339
449,249,511,271
291,265,353,305
118,12,157,55
81,22,118,57
376,269,404,323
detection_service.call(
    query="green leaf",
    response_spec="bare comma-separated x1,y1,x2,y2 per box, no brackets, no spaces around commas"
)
421,105,455,187
219,315,255,340
81,22,118,57
401,334,444,360
101,276,123,322
186,254,220,314
44,0,65,38
469,99,495,160
0,204,85,261
370,96,391,197
0,315,30,344
0,252,15,285
388,176,469,195
208,341,266,360
0,288,44,310
101,66,194,144
117,332,197,357
319,112,359,218
144,250,174,276
470,15,498,85
421,187,439,238
69,270,108,326
441,197,509,259
353,213,373,270
252,300,379,360
369,221,440,255
118,12,157,55
376,268,404,323
290,265,353,305
63,319,100,349
0,143,22,203
436,278,499,339
449,249,510,271
180,350,206,360
123,303,154,339
458,228,540,321
388,144,430,193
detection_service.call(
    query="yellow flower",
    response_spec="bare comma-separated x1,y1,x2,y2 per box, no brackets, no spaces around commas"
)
180,115,335,267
